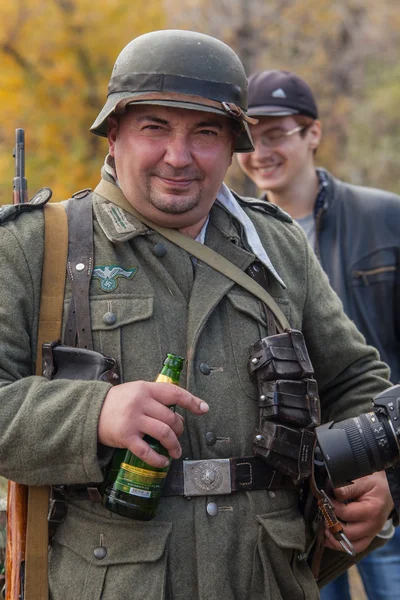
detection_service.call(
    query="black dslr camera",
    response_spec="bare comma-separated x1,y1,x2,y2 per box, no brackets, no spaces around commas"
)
316,385,400,488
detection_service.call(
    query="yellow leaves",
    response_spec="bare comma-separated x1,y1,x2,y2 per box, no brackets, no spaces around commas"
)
0,0,166,205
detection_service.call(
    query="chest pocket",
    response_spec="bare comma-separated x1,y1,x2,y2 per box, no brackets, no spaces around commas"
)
90,294,163,382
226,289,291,400
351,248,396,287
350,249,397,330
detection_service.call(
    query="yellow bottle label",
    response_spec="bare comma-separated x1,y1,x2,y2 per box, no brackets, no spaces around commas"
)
155,374,178,384
120,463,168,480
114,462,168,498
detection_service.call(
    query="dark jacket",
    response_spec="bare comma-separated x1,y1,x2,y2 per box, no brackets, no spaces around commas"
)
316,169,400,384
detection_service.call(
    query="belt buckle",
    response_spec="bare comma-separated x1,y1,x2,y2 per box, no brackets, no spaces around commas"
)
183,459,231,496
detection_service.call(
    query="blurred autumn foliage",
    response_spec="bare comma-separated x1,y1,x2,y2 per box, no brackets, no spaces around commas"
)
167,0,400,197
0,0,399,203
0,0,166,202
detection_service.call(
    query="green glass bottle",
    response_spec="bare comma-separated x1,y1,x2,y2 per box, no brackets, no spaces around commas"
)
102,353,184,520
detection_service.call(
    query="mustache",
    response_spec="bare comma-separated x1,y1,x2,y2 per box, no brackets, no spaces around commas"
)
150,168,204,181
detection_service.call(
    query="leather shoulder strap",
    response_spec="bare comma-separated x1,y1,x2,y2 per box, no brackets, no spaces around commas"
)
63,194,94,349
94,180,290,331
35,203,69,372
24,202,68,600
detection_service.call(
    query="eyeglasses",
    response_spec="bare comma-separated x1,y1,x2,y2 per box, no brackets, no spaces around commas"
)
254,125,306,148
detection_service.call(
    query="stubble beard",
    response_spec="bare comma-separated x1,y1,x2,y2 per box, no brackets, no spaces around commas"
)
145,171,204,215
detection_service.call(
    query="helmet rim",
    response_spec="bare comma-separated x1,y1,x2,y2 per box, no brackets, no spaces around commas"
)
90,91,254,152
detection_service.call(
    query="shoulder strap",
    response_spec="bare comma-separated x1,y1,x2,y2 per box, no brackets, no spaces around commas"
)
35,203,69,371
94,180,290,331
63,195,94,349
24,203,68,600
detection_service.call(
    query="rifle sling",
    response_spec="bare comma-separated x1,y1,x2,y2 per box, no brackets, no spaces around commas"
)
25,203,68,600
94,179,290,331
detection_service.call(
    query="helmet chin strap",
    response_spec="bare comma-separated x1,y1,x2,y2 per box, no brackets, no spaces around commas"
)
222,102,258,126
116,93,258,129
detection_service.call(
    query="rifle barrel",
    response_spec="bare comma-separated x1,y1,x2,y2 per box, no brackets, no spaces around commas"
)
7,130,29,600
12,128,28,204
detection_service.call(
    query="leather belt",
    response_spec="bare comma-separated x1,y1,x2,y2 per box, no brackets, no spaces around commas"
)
63,457,294,504
163,456,293,496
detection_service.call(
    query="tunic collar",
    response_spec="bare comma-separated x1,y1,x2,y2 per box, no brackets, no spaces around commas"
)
94,155,285,287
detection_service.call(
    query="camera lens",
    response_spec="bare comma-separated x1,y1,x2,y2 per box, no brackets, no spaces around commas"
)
316,410,399,488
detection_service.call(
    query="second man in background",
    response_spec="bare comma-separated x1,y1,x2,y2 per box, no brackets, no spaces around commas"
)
236,68,400,600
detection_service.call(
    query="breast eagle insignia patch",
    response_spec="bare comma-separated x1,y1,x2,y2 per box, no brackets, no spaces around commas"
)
93,265,137,292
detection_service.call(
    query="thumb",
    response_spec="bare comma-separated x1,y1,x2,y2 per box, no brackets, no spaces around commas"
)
333,481,357,501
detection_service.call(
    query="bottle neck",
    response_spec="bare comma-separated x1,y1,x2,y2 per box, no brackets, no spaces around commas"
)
156,368,180,385
157,355,184,384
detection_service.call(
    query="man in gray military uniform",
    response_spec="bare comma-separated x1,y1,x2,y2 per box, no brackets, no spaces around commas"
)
0,30,395,600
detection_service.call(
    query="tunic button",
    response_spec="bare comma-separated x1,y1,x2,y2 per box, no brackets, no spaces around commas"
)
103,311,117,325
206,502,218,517
154,243,167,257
199,363,211,375
297,552,307,561
93,546,107,560
205,431,217,446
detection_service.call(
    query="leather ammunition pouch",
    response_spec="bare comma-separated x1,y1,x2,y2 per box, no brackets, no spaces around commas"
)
42,341,119,385
249,330,321,480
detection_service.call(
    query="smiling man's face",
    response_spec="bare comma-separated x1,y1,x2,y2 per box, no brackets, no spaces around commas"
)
236,115,320,194
108,104,235,230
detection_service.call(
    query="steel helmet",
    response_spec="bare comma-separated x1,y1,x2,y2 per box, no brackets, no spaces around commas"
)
90,30,255,152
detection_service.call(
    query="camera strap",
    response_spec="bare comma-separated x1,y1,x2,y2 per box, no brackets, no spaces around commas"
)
308,452,355,579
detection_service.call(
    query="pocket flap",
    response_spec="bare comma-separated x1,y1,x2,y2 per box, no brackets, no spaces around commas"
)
269,346,296,361
55,504,172,566
90,296,154,331
256,506,306,551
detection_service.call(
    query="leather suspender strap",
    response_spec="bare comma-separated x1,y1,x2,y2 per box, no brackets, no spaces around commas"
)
94,180,290,331
64,196,94,349
24,203,68,600
247,263,282,335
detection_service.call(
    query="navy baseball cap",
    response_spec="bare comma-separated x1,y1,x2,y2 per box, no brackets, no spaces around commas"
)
247,70,318,119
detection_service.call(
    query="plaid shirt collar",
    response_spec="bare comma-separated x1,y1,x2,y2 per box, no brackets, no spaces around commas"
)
314,168,329,217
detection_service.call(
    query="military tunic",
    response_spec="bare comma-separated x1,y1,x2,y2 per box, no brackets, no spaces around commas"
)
0,183,391,600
